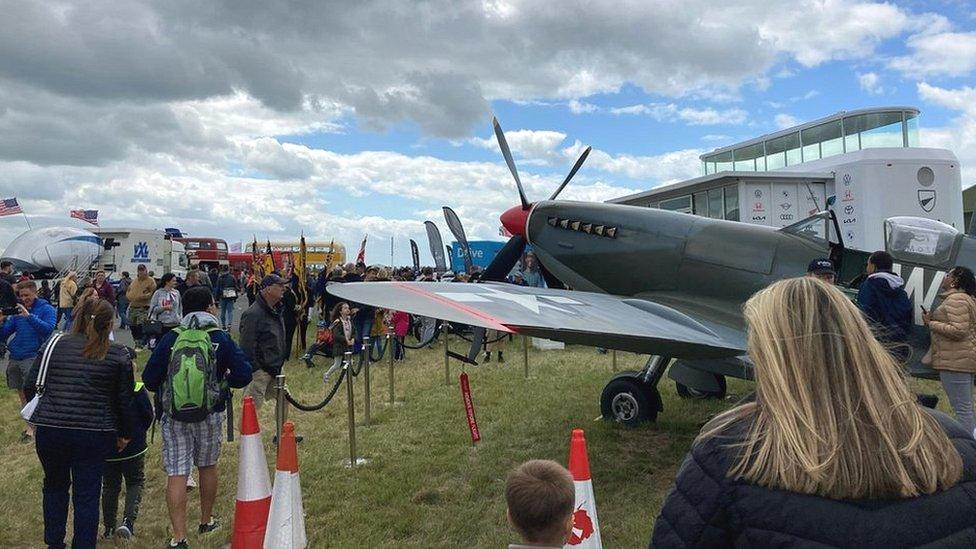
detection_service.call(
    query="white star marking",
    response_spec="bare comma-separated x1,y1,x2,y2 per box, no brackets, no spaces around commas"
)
435,286,571,314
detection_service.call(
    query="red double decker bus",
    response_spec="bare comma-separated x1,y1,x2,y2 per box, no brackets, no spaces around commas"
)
175,237,229,270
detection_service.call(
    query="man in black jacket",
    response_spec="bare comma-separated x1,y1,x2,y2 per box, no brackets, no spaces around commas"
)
240,274,287,410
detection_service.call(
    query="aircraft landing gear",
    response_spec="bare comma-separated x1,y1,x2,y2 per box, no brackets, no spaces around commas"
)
675,374,727,400
600,356,668,426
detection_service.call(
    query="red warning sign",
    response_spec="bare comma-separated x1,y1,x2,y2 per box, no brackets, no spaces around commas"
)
459,372,481,443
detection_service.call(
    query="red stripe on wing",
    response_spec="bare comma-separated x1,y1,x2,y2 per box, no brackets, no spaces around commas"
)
393,281,516,333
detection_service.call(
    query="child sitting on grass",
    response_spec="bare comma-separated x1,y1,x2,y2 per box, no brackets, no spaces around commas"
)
505,460,575,549
302,318,337,368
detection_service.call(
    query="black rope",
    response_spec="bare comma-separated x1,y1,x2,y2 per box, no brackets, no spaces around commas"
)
455,332,509,344
283,367,347,412
401,335,437,349
350,352,366,376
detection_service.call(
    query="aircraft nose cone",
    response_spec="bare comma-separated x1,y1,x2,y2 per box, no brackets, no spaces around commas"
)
500,204,531,236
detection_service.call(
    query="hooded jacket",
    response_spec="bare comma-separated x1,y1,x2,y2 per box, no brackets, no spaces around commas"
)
0,298,57,359
108,383,154,462
857,271,913,344
239,293,287,375
142,311,253,415
928,289,976,374
651,408,976,548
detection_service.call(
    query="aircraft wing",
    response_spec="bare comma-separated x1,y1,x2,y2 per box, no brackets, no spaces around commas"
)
327,281,745,359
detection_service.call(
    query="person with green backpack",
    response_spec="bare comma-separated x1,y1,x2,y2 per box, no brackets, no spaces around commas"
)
142,287,252,549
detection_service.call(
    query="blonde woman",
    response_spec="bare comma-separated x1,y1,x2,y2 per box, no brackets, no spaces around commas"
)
57,271,78,331
653,277,976,547
923,265,976,436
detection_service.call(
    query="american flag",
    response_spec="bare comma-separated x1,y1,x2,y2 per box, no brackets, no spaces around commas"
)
0,198,23,217
70,209,99,226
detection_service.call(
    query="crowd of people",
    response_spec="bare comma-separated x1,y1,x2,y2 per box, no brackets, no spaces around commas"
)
1,247,975,547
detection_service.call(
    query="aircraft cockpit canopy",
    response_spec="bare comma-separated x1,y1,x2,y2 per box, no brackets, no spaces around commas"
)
781,211,831,247
885,217,958,269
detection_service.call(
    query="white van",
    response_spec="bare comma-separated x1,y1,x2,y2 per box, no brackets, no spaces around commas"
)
90,227,188,280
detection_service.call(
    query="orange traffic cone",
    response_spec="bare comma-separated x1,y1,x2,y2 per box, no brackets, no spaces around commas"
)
264,421,307,548
565,429,602,548
231,396,272,548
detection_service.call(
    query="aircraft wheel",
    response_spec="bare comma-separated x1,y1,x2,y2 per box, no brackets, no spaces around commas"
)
601,376,661,425
675,375,727,400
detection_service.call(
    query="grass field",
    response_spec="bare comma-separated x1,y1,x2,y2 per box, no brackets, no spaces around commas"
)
0,336,951,548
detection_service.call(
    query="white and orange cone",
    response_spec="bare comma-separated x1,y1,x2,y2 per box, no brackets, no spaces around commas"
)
264,421,307,549
565,429,602,548
231,396,272,549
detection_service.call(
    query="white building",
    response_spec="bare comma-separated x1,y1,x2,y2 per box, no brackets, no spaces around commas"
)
609,107,963,252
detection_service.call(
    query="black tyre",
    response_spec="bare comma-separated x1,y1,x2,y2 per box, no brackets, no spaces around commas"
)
675,374,727,400
600,376,661,425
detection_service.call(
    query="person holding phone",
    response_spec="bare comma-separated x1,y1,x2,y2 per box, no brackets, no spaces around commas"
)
923,266,976,436
0,280,56,441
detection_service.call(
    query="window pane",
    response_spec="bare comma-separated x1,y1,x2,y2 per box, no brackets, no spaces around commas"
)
660,195,691,212
724,185,739,221
786,147,802,165
702,161,708,175
766,151,786,170
708,188,723,219
802,143,820,162
821,136,843,158
694,191,707,215
712,150,732,172
906,112,919,147
733,143,763,171
845,112,903,148
216,242,227,250
845,133,860,152
765,132,799,155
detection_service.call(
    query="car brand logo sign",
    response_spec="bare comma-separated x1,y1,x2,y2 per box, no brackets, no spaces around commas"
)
918,190,936,212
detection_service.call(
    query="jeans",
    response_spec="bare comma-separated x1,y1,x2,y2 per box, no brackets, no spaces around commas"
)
940,370,975,436
58,308,73,332
116,301,129,329
35,426,116,549
354,315,373,354
102,455,145,530
394,336,405,360
219,298,235,329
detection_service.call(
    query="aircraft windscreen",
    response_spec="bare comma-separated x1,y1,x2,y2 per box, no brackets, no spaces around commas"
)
781,212,829,246
885,217,958,268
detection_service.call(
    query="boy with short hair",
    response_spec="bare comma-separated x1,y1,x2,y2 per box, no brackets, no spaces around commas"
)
505,460,575,548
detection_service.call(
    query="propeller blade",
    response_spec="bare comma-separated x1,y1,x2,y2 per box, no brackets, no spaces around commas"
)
481,234,526,282
493,116,530,210
540,262,565,290
548,145,592,201
467,327,486,364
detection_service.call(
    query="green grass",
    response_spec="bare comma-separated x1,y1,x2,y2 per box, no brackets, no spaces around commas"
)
0,338,951,548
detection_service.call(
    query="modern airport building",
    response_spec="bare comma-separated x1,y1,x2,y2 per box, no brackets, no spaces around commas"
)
610,107,963,252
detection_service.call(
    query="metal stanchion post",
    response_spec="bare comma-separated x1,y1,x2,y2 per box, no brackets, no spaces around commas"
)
443,322,451,386
612,349,617,372
275,374,286,444
362,336,371,425
522,335,529,379
344,352,357,467
387,330,395,405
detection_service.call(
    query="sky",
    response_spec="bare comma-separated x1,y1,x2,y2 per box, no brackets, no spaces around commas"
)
1,0,975,266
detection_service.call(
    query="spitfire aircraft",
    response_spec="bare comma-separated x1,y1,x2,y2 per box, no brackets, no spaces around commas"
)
329,118,964,425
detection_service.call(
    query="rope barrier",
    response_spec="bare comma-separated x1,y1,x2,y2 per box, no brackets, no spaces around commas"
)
283,367,348,412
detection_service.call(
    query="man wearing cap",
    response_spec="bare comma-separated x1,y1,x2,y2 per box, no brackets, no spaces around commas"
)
807,258,836,284
239,274,288,409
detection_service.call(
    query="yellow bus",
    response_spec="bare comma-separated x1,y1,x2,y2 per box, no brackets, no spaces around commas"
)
269,240,346,272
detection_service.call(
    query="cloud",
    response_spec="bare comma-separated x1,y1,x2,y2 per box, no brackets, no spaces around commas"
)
610,103,748,125
857,72,883,95
567,99,599,114
916,82,976,185
774,113,799,129
890,31,976,77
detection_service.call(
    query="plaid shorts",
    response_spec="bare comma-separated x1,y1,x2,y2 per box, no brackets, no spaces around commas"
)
161,411,226,476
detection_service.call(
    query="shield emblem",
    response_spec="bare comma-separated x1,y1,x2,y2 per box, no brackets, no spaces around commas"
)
918,189,936,212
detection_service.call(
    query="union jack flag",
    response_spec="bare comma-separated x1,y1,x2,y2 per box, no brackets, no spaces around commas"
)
70,209,99,226
0,198,23,217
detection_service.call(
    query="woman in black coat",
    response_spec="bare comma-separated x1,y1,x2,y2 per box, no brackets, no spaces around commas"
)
26,298,137,549
652,277,976,548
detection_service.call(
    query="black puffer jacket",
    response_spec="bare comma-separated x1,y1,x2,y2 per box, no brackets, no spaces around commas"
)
651,409,976,548
239,293,286,375
26,334,137,437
